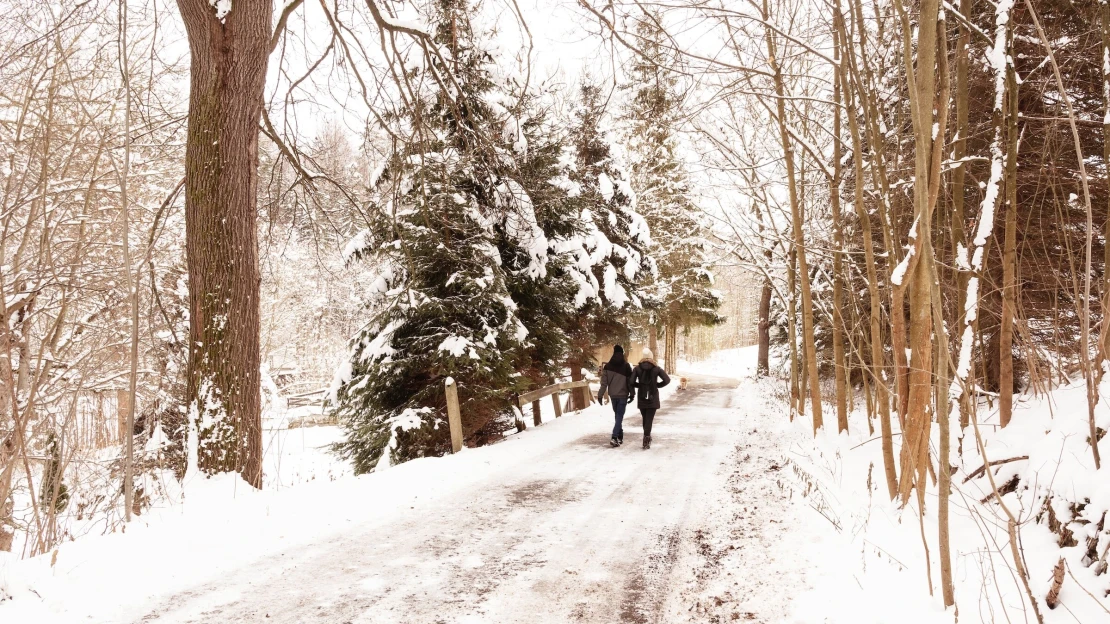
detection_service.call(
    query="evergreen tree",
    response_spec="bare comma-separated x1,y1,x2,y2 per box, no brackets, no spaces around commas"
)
332,0,538,471
496,86,581,391
624,14,723,349
560,81,656,373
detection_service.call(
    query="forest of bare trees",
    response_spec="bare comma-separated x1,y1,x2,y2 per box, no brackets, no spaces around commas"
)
579,0,1110,612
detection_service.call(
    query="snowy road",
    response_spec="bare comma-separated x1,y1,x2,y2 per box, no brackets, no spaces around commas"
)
132,374,761,624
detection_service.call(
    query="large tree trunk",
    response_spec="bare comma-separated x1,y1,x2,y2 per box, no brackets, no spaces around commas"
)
176,0,271,488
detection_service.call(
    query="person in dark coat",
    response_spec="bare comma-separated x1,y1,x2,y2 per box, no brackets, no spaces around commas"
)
630,348,670,449
597,345,633,446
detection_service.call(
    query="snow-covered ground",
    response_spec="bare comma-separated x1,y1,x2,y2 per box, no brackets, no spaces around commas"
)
4,347,1107,622
4,377,694,622
694,347,1110,623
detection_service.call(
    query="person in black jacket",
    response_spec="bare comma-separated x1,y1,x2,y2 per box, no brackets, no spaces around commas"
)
597,345,633,446
630,348,670,449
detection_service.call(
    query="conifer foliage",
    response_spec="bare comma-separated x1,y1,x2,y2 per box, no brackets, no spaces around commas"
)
624,15,723,334
561,81,656,362
333,0,534,472
331,2,669,472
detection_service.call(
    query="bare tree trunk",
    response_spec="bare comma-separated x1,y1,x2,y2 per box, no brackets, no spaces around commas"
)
999,41,1019,429
176,0,271,487
952,0,973,438
893,0,944,506
1103,4,1110,373
757,275,771,377
838,2,897,498
932,248,955,607
648,323,658,355
787,245,800,417
931,14,955,607
0,433,12,551
847,0,907,428
831,21,848,434
764,0,822,432
119,0,139,521
755,201,772,377
664,324,678,375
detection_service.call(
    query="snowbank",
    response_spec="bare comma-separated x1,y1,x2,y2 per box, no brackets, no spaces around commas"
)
677,346,1109,622
779,375,1110,621
0,391,646,623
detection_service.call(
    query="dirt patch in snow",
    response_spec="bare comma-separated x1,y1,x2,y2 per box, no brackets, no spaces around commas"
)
619,526,683,623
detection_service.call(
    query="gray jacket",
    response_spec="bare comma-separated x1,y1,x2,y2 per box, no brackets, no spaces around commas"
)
598,358,633,401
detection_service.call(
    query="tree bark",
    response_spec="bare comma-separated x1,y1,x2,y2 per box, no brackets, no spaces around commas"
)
786,245,800,417
999,37,1019,429
1102,3,1110,374
119,0,139,521
757,274,771,377
932,14,956,607
664,323,678,375
952,0,973,437
176,0,271,488
831,21,849,434
893,0,944,507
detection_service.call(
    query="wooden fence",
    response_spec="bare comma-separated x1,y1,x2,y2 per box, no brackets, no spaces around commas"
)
443,378,598,454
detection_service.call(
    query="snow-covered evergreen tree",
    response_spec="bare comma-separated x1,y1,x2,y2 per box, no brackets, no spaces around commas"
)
559,80,655,365
623,15,723,334
332,0,537,471
495,86,580,388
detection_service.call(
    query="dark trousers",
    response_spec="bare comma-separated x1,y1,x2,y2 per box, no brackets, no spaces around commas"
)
640,408,657,436
611,398,628,440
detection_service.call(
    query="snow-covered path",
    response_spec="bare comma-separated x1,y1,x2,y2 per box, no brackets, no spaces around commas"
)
129,374,802,624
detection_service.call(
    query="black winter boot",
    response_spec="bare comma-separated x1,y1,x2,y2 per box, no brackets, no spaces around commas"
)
643,435,651,449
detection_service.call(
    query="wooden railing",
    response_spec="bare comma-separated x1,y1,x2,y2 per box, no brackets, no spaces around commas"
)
515,380,595,427
443,377,598,454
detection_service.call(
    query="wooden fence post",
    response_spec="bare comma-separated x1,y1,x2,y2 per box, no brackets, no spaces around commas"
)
532,400,542,427
445,377,463,453
551,390,563,418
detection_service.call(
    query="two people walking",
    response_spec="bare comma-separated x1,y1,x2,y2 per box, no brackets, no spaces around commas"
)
597,345,671,449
